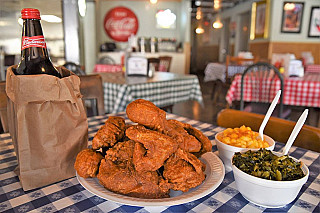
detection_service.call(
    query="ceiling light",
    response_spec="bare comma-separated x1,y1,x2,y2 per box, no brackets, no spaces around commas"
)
195,1,201,6
196,7,202,20
213,20,223,29
195,26,204,34
0,21,10,26
150,0,158,4
284,3,295,11
17,15,62,26
41,15,62,23
214,0,221,10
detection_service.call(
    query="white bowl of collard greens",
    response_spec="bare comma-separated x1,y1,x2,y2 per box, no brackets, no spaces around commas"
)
231,149,309,208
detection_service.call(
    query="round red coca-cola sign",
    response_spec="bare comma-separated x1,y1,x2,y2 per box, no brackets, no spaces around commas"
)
104,7,139,42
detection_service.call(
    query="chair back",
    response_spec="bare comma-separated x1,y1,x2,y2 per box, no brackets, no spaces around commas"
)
240,62,284,118
0,81,8,133
217,109,320,152
79,74,105,116
148,58,160,72
159,56,172,72
63,62,86,76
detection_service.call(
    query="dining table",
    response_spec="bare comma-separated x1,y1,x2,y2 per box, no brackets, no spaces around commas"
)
226,72,320,108
98,72,203,113
0,112,319,212
204,63,247,83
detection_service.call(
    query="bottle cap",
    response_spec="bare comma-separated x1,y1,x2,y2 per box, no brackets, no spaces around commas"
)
21,8,41,20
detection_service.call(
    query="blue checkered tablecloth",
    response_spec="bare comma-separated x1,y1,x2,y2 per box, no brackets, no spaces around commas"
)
103,77,203,113
0,113,319,212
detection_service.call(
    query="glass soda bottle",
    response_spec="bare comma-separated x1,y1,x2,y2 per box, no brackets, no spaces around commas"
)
15,8,62,78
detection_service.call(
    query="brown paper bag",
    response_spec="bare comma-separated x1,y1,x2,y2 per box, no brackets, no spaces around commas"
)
6,65,88,191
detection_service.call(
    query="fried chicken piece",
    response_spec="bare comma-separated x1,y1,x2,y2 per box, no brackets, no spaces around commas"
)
163,149,206,192
74,149,104,178
126,99,210,156
126,99,167,132
178,121,212,157
92,116,126,150
167,120,201,153
105,140,135,163
97,159,171,198
126,125,178,172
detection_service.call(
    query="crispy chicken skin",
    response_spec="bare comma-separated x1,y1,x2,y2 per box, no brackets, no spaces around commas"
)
76,99,211,199
178,121,212,157
126,99,167,132
163,149,206,192
126,99,211,157
105,140,135,163
97,159,170,198
126,125,178,172
92,116,126,150
74,149,103,178
167,120,202,153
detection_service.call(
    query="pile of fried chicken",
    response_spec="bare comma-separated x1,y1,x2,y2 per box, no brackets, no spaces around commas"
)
74,99,212,199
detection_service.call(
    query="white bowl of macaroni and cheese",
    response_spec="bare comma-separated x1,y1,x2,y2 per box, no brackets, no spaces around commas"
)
215,125,275,171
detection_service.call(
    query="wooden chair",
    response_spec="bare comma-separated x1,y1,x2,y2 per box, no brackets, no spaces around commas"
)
159,56,172,72
240,62,290,119
79,74,105,116
0,81,8,133
148,58,160,71
217,108,320,152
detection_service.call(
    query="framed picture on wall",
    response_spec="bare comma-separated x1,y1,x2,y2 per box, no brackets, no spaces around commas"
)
281,2,304,33
250,0,270,40
308,6,320,38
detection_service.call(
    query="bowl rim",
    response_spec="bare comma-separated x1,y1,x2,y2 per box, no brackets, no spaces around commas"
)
231,151,309,188
215,131,275,151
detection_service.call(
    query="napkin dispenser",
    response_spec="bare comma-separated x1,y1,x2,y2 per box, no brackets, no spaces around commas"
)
288,60,304,77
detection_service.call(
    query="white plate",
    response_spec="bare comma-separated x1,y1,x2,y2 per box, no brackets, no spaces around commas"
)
77,152,225,207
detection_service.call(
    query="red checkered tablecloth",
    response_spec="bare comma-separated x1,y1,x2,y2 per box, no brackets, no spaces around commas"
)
305,64,320,73
226,73,320,108
93,64,123,73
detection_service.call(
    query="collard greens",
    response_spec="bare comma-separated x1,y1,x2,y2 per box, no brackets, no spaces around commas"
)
232,149,305,181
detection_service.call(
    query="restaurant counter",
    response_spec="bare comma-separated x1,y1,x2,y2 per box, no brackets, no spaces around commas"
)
98,51,187,75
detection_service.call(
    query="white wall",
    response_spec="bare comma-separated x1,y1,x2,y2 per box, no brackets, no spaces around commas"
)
206,0,319,61
211,0,254,61
96,0,190,50
83,1,97,73
270,0,320,42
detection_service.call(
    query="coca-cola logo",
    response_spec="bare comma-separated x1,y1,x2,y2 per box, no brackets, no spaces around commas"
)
21,36,46,50
104,7,139,42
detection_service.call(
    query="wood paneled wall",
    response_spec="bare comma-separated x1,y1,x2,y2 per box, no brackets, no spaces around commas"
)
269,42,320,64
250,41,320,64
249,42,269,62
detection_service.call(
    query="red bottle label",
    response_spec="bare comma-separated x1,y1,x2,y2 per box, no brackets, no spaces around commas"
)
21,36,46,50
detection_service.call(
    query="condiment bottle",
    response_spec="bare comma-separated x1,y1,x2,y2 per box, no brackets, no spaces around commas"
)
15,8,62,78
